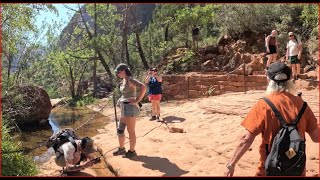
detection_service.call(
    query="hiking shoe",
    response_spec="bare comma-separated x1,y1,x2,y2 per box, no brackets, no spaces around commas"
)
113,147,126,156
156,116,161,122
149,116,157,121
123,150,137,158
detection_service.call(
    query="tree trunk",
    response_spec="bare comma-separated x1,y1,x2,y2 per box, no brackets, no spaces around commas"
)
185,30,189,48
93,3,97,97
130,5,149,70
121,4,131,68
6,54,12,87
149,30,153,64
68,64,76,99
136,32,149,70
79,5,114,80
93,55,97,97
164,24,169,41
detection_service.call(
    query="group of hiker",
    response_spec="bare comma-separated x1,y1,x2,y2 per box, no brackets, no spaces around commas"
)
49,64,163,174
47,28,318,177
265,30,303,82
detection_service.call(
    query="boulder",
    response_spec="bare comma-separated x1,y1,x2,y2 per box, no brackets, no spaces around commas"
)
2,85,52,125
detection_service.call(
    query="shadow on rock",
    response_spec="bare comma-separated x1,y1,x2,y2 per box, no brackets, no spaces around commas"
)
64,171,94,177
131,155,189,176
162,116,186,123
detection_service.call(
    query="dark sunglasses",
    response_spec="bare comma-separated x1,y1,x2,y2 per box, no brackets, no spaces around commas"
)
289,35,293,37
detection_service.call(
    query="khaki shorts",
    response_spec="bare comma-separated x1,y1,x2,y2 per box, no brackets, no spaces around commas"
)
121,103,140,117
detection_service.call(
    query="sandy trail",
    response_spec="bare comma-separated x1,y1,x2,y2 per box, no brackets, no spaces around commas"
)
88,88,319,177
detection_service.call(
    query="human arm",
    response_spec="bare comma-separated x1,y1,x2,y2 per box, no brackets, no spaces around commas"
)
63,148,94,172
297,42,302,59
309,127,319,143
144,70,151,84
154,74,162,83
265,36,270,53
286,43,289,62
224,129,256,177
128,78,147,104
305,106,319,143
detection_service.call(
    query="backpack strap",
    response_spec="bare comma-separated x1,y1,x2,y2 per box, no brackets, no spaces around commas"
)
68,136,78,152
292,102,307,126
263,97,287,127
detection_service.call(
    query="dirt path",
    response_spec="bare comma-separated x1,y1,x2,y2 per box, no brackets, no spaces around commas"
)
89,88,319,177
39,86,318,176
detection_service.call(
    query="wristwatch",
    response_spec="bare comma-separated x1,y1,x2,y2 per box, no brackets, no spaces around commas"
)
226,162,235,170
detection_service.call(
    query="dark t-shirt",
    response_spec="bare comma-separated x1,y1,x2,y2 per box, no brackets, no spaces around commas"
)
148,77,162,95
192,27,199,36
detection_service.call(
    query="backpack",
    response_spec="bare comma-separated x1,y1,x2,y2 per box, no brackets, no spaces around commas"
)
45,128,80,153
263,97,307,176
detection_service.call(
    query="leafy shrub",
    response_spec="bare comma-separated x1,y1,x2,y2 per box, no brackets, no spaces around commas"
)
2,121,38,176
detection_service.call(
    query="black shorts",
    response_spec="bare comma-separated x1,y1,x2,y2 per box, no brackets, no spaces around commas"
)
267,45,277,54
289,55,300,64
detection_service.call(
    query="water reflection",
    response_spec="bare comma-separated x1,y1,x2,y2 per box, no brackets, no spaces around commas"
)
14,106,110,156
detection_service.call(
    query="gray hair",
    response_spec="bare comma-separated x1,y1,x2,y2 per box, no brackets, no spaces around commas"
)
266,78,296,95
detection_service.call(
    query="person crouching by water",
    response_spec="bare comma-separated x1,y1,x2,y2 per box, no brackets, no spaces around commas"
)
55,137,97,174
144,67,163,121
113,63,147,158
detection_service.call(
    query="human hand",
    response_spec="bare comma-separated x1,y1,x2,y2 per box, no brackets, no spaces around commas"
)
83,160,95,168
266,48,270,53
298,54,301,60
224,162,235,177
147,70,151,75
224,167,235,177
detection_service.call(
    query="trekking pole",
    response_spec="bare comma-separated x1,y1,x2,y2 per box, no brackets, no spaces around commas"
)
112,92,118,129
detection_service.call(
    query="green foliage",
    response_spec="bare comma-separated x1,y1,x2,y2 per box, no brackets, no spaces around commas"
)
2,121,38,176
2,3,318,103
69,95,97,107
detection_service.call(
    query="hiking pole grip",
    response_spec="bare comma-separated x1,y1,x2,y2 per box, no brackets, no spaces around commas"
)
112,92,118,129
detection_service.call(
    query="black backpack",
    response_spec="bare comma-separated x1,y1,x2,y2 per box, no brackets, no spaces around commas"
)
263,97,307,176
46,128,80,153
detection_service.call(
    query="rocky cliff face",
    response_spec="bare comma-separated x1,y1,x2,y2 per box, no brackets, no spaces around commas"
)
58,4,156,49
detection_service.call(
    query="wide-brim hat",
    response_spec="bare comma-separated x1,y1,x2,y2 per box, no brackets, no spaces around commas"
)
82,137,97,154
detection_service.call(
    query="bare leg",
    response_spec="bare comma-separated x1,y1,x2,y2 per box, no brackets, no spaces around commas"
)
296,63,301,78
266,54,272,68
292,64,297,80
154,100,161,117
151,100,156,116
126,117,137,152
118,117,126,148
272,53,278,62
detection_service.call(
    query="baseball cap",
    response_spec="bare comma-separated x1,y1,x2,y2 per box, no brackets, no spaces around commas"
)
267,62,291,82
114,63,129,73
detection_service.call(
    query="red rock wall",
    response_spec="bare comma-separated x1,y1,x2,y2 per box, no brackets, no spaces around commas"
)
162,74,268,100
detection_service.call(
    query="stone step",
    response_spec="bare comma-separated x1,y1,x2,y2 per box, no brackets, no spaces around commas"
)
298,74,308,80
